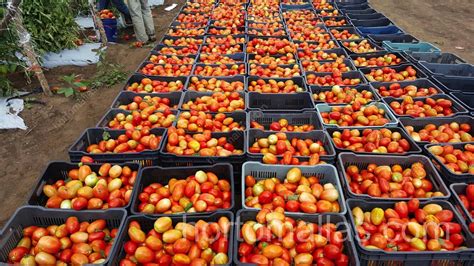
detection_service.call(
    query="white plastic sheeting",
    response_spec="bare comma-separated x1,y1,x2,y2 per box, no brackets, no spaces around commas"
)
0,97,27,130
40,43,105,69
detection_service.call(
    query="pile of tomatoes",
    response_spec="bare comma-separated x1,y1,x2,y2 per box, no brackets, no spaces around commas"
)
344,162,444,198
136,170,232,214
44,164,137,210
352,199,468,252
165,127,243,157
238,209,350,265
85,129,162,154
8,217,117,265
244,167,341,213
120,216,230,265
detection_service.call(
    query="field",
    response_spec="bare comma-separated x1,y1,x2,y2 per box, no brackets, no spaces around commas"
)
0,0,472,227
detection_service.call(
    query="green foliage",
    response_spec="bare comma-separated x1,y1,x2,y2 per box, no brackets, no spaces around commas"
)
70,0,90,15
56,74,88,97
21,0,80,55
88,57,128,89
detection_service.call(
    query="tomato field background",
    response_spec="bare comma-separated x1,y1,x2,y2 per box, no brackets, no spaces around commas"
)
0,0,472,226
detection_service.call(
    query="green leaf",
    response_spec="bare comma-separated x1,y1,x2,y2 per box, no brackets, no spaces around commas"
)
287,195,299,201
57,87,75,97
102,131,111,141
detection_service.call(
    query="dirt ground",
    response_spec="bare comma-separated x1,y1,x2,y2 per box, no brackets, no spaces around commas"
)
370,0,474,63
0,0,473,225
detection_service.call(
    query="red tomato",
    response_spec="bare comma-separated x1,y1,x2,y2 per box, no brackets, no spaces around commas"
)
258,191,273,204
285,200,300,212
323,244,341,260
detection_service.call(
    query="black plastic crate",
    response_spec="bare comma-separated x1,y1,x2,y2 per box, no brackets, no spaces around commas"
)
247,76,307,93
0,206,127,265
360,63,428,81
316,102,398,128
346,12,386,20
450,183,474,227
174,111,247,132
450,92,474,112
425,142,474,184
193,63,247,76
247,63,302,78
311,84,380,104
340,38,385,54
159,34,204,47
370,79,444,99
197,52,246,64
408,52,466,65
357,26,402,37
136,58,196,74
399,116,474,145
27,161,140,209
296,47,347,60
306,70,368,88
383,94,468,118
346,199,474,266
185,75,246,92
69,128,165,166
338,3,370,11
351,18,393,27
326,126,422,155
368,33,418,46
322,16,352,27
234,209,359,265
328,26,364,41
96,108,178,129
109,211,234,266
247,91,315,111
337,153,450,201
247,129,336,162
111,91,183,110
160,130,246,164
130,163,234,216
343,8,377,15
180,90,246,111
124,74,188,92
433,75,474,93
421,63,474,77
349,51,410,68
248,110,322,131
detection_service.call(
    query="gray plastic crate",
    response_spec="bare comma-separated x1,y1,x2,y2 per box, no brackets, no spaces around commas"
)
247,129,336,162
383,94,468,118
315,102,398,128
337,153,450,201
241,162,346,214
346,199,474,266
0,207,127,265
248,110,322,131
399,116,474,145
234,209,359,265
